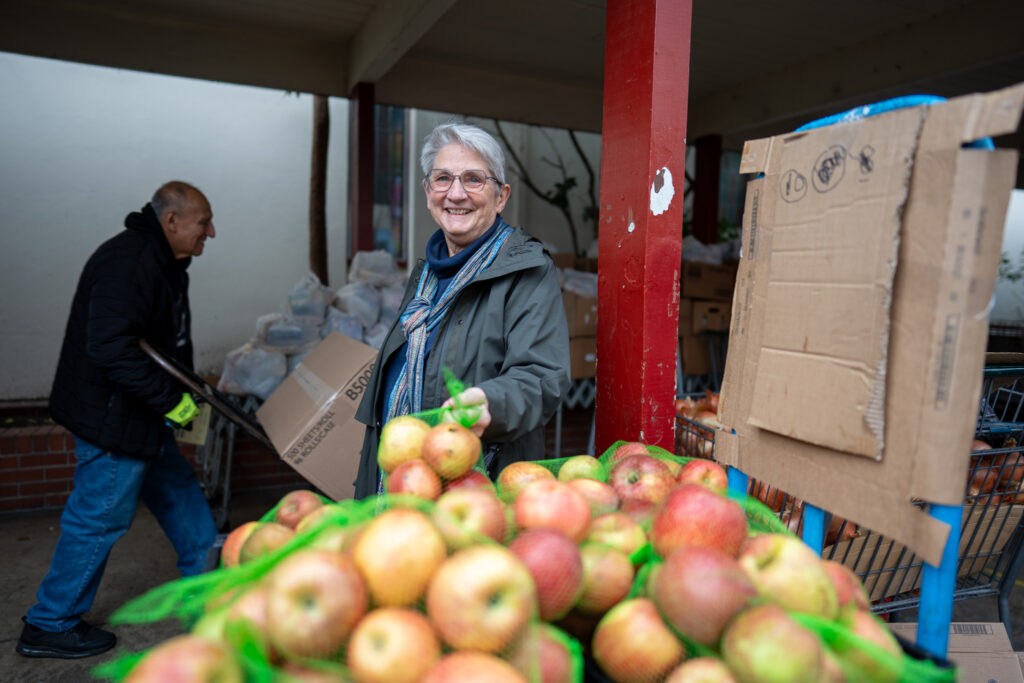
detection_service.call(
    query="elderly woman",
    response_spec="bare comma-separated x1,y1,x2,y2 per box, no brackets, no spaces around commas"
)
353,122,571,498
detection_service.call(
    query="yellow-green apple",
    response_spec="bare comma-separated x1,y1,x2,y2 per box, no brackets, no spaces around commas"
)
385,458,442,500
274,489,325,529
509,528,584,620
644,562,662,599
497,461,556,502
587,511,647,559
514,479,592,542
432,487,507,550
649,483,748,559
220,521,259,568
832,609,903,682
508,623,574,683
421,422,482,479
620,497,658,527
353,507,447,607
721,604,824,683
609,454,675,505
425,544,536,653
222,584,275,660
306,520,365,554
576,543,634,615
676,459,728,492
421,652,528,683
345,607,441,683
377,415,432,474
238,522,295,564
557,454,606,482
444,469,496,493
608,441,650,465
591,598,686,683
123,634,243,683
822,559,871,616
654,454,684,479
738,533,838,619
266,548,368,659
665,657,739,682
294,503,347,535
568,478,620,516
821,649,848,683
654,545,757,647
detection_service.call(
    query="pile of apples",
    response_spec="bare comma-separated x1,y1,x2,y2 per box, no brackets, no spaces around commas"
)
121,419,909,683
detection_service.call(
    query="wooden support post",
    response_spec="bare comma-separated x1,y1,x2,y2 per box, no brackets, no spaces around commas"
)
349,82,376,257
595,0,692,453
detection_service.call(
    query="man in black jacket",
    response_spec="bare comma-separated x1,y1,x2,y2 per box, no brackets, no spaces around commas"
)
16,181,219,659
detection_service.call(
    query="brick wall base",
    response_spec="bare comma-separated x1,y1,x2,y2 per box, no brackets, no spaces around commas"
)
0,407,596,515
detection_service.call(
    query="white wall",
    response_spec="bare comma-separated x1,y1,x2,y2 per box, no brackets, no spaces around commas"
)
0,52,351,399
993,190,1024,323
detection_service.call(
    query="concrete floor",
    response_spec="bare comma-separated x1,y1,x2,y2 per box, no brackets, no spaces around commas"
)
2,491,1023,682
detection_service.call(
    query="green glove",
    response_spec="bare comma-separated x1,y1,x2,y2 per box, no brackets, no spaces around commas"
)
165,393,200,427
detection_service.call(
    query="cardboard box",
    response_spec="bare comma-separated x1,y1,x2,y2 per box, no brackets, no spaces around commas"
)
570,337,597,378
692,300,731,334
888,622,1021,683
681,261,737,301
679,334,712,376
563,291,598,337
679,298,693,336
717,84,1024,565
256,332,378,500
552,254,599,273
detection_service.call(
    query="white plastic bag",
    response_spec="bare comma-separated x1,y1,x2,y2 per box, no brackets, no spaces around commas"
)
349,250,403,287
217,342,287,400
320,306,365,341
288,272,332,319
254,312,322,355
562,268,599,299
379,283,406,329
364,322,390,350
334,281,382,328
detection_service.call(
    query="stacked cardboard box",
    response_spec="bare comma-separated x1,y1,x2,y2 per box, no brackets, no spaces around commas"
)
888,622,1024,683
564,290,598,379
679,261,736,375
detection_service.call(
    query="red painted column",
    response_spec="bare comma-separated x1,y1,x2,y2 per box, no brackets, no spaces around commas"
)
595,0,691,452
349,82,376,257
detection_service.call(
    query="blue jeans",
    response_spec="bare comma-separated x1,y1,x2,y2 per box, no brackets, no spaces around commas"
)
25,430,217,632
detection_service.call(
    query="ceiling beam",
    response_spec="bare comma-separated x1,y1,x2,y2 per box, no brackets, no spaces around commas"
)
689,0,1024,141
346,0,458,91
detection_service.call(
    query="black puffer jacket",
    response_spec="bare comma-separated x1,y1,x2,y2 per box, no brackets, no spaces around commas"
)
48,204,192,459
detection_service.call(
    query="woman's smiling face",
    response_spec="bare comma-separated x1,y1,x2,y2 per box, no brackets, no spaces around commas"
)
425,143,510,256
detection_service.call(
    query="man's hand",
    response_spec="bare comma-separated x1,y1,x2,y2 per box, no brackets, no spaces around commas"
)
165,393,200,427
442,386,491,437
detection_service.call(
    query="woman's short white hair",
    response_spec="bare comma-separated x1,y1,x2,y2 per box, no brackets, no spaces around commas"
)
420,123,507,185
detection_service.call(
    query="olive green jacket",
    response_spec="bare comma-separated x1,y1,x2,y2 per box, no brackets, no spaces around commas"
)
353,227,571,498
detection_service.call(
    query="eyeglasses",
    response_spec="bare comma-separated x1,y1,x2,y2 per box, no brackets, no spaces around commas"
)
426,169,501,193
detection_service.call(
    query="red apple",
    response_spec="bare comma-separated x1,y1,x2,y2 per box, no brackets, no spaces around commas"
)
345,607,441,683
822,559,871,615
514,479,592,542
832,609,903,682
608,441,650,465
592,598,686,683
386,458,442,500
497,461,556,502
587,512,647,559
665,657,739,682
654,454,684,478
238,522,295,564
619,497,658,527
274,489,325,529
277,662,350,682
557,454,606,482
608,454,675,505
567,477,620,516
649,483,748,559
353,507,447,607
654,545,757,646
721,604,824,683
377,415,432,473
508,623,574,683
220,521,259,568
421,422,482,480
266,548,369,659
294,503,350,535
444,469,496,493
676,459,728,492
421,652,528,683
509,528,584,620
426,544,536,653
222,584,274,660
576,542,635,615
123,634,243,683
738,533,838,619
432,487,508,549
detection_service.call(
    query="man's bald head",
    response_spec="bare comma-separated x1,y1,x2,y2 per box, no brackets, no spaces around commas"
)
151,181,207,220
152,181,215,259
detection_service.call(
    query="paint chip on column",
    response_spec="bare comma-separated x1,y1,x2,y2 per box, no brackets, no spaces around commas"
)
650,167,674,216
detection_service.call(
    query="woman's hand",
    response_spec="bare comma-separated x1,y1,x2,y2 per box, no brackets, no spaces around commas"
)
442,386,491,437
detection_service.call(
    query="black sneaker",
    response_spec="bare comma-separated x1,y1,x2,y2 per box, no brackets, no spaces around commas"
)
15,617,116,659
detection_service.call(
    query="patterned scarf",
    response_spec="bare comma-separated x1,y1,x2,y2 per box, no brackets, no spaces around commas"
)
383,223,515,425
